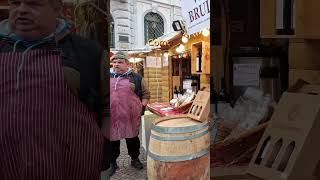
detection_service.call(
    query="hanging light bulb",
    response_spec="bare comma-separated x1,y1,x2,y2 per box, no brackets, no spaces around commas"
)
202,28,210,37
179,44,185,52
182,35,189,43
129,58,135,63
163,52,169,57
176,47,181,53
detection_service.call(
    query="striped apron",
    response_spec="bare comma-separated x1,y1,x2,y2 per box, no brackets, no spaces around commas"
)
0,49,104,179
108,77,142,141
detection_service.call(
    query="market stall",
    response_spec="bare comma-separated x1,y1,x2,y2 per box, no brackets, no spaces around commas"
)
139,28,211,119
136,30,211,154
162,29,211,98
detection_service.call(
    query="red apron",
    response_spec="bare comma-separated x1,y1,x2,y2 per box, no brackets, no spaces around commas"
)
108,77,142,141
0,50,104,180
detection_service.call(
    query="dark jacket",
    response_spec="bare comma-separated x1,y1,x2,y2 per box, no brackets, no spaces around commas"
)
0,19,108,128
111,69,150,101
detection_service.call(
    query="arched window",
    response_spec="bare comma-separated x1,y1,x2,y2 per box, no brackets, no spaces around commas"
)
110,16,115,48
144,12,164,44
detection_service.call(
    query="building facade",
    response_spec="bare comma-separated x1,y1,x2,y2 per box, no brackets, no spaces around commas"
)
110,0,182,50
0,0,182,50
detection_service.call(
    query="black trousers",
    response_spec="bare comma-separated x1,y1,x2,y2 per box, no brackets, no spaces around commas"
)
101,138,111,171
110,136,140,163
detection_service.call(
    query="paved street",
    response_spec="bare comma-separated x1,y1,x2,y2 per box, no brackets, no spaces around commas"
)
110,139,148,180
100,116,151,180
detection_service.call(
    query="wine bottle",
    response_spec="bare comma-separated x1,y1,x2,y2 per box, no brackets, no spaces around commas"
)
196,47,202,72
191,80,197,93
174,86,178,99
276,0,294,35
178,86,183,98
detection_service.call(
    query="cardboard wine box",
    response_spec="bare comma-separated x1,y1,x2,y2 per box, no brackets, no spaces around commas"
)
247,84,320,180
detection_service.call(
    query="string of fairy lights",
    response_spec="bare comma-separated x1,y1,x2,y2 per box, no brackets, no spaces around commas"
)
173,28,210,58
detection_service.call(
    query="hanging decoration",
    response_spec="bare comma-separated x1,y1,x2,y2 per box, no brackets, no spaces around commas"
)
172,52,191,59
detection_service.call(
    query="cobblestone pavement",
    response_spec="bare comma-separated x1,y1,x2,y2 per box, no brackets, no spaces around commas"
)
110,139,147,180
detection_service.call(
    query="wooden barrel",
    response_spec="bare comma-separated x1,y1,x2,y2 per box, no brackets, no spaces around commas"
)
147,115,210,180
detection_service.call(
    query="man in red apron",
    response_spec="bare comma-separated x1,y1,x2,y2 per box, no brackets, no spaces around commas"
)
0,0,108,179
108,51,150,176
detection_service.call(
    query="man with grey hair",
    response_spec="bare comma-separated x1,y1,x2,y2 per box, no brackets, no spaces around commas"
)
0,0,109,179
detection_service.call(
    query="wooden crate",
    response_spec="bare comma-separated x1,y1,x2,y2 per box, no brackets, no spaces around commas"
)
188,91,210,122
247,87,320,180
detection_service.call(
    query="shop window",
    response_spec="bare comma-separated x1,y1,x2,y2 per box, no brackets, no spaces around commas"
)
255,136,271,165
144,12,164,44
172,57,191,76
277,141,295,172
265,138,283,168
119,35,129,43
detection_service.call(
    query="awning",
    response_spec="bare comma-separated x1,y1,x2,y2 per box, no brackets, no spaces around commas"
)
111,48,152,54
156,31,181,42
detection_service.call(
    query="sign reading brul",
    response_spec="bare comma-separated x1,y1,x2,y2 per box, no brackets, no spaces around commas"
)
181,0,210,35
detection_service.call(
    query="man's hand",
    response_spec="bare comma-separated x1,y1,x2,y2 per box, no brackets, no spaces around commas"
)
141,99,149,116
142,99,149,107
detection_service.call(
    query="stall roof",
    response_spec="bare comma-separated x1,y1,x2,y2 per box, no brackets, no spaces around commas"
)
111,48,153,58
156,31,181,41
159,31,183,50
111,48,152,54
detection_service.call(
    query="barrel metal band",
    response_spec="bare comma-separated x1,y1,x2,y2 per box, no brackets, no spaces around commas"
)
148,148,209,162
151,130,209,141
152,122,208,134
